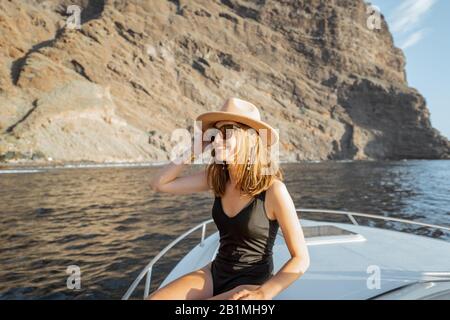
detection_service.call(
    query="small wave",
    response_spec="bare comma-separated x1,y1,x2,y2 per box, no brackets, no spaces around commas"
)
0,161,167,173
0,169,44,174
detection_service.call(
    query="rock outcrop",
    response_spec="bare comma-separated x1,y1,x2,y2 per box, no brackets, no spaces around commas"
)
0,0,448,165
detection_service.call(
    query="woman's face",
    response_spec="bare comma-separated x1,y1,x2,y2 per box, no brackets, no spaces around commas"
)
212,121,239,163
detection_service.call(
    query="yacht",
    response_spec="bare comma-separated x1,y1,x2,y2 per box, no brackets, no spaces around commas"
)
122,209,450,300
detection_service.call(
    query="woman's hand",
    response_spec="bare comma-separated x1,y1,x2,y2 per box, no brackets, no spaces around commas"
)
229,287,272,300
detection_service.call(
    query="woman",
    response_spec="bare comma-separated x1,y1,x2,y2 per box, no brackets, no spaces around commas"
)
147,97,310,300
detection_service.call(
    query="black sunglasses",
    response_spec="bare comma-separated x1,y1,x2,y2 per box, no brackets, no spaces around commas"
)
210,124,241,142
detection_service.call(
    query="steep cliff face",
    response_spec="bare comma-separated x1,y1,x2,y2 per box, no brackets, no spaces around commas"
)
0,0,448,164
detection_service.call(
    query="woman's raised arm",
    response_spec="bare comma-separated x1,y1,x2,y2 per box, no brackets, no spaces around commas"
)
149,137,212,195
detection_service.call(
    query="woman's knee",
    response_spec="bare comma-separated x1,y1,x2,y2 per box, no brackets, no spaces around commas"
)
146,266,213,300
146,292,156,300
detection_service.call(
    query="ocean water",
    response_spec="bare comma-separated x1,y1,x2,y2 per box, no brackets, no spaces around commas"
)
0,160,449,299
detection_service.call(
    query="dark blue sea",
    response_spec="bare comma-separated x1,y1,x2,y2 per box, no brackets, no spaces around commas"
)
0,160,449,299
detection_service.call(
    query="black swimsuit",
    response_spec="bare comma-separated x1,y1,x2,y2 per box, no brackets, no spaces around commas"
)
209,189,279,296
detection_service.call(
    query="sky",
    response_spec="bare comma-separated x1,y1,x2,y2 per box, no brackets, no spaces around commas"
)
370,0,449,139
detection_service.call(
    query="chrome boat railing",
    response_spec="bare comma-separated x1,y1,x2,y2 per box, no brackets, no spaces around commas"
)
297,208,450,231
122,218,215,300
122,209,450,300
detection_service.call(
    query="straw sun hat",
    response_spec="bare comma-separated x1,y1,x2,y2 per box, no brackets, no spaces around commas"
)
195,97,279,146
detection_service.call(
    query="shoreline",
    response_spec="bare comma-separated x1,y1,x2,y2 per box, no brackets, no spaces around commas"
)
0,158,448,172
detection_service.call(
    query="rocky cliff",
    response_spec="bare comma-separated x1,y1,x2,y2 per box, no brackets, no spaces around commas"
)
0,0,448,165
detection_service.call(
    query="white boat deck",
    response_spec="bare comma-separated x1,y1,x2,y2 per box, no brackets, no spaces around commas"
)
159,219,450,299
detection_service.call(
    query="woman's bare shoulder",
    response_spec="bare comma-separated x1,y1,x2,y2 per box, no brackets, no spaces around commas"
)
264,179,287,219
267,178,285,191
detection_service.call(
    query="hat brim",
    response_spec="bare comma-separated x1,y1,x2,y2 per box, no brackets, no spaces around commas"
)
195,111,279,146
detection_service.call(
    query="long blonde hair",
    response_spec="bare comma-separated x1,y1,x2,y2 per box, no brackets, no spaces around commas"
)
206,123,283,197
